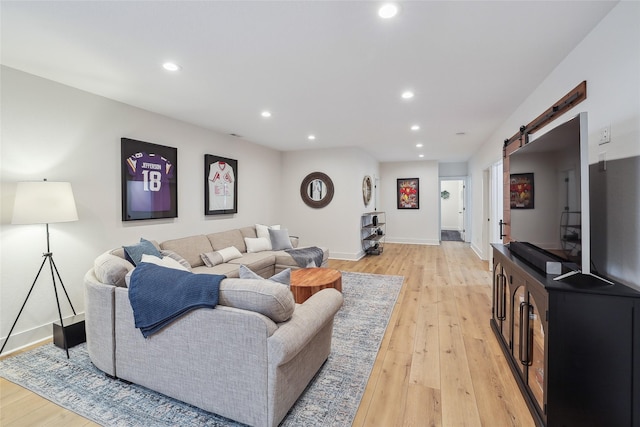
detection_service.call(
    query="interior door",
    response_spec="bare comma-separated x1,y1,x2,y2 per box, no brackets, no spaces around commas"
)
458,181,466,241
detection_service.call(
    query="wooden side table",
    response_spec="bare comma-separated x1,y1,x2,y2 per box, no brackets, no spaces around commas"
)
290,268,342,304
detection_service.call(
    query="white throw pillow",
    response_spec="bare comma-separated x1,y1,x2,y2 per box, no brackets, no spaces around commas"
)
140,254,190,271
216,246,243,262
244,237,271,253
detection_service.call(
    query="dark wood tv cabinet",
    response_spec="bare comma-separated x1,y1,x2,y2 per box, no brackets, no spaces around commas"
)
491,244,640,427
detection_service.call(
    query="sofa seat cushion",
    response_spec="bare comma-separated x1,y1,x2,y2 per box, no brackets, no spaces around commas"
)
226,252,276,271
218,278,295,322
274,246,328,268
160,235,213,268
192,263,240,278
207,229,246,253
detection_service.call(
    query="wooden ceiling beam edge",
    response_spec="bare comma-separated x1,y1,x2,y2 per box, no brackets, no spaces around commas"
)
503,80,587,158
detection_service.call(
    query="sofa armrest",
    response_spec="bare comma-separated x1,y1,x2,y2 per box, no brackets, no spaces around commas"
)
268,288,343,365
84,270,116,376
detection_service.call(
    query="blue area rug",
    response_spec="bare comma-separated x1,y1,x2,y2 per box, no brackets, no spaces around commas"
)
0,271,403,426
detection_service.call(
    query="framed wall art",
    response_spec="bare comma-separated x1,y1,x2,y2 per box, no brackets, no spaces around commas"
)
205,154,238,215
510,173,534,209
397,178,419,209
121,138,178,221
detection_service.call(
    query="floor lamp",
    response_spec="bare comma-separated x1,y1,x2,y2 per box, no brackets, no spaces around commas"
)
0,180,79,358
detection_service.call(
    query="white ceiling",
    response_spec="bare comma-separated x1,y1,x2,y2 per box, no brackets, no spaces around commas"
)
0,1,617,162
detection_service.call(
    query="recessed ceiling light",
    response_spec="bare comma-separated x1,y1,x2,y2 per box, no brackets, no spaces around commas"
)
418,154,425,158
261,111,272,118
416,143,423,148
411,125,420,131
162,62,181,71
401,91,414,100
378,3,399,19
308,135,316,141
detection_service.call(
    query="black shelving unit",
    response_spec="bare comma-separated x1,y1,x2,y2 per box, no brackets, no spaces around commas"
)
361,211,385,255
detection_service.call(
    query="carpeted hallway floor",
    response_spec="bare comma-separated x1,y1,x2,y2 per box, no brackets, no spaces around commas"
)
441,230,463,241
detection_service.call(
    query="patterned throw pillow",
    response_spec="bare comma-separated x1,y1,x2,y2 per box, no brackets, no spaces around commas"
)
200,246,243,267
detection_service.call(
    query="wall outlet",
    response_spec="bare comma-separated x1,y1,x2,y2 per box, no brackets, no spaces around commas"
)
599,125,611,145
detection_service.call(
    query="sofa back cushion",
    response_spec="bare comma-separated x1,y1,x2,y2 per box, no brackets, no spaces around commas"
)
160,235,213,268
218,278,295,322
207,229,246,253
239,226,257,239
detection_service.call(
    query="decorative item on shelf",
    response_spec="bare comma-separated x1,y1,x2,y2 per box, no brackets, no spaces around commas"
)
372,215,378,226
1,179,79,358
441,190,450,199
300,172,334,208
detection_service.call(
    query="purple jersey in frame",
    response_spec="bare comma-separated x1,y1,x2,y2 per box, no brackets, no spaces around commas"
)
126,152,174,212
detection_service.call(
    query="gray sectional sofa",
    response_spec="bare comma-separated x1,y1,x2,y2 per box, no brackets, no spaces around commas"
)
84,225,341,427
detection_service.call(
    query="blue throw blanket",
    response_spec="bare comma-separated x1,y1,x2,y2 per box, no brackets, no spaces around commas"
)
129,263,225,338
285,246,324,268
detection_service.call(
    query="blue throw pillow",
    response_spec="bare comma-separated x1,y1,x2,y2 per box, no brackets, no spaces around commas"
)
239,264,291,287
123,238,162,266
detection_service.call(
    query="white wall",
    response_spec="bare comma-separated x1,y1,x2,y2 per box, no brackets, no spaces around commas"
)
468,2,640,265
379,161,440,245
281,147,379,260
439,162,468,177
0,67,284,352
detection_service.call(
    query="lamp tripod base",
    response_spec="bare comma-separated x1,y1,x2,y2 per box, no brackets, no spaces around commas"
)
0,251,76,358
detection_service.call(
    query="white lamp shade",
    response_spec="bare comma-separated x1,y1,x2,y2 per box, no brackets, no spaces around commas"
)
12,181,79,224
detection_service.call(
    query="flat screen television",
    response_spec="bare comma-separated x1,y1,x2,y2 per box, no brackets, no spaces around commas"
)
509,112,610,285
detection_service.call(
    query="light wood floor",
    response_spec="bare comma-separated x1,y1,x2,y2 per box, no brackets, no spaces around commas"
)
1,242,534,426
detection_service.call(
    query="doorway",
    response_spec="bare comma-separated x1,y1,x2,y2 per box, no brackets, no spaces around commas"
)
440,179,466,242
483,161,503,264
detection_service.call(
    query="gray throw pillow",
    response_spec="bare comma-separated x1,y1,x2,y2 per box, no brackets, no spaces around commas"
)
269,228,293,250
239,264,291,287
94,252,134,287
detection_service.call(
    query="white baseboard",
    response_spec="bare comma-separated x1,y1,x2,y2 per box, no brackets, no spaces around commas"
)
0,313,83,356
328,251,363,261
470,242,486,260
386,238,440,246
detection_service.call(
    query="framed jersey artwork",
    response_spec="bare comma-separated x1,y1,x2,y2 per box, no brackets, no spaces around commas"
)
204,154,238,215
121,138,178,221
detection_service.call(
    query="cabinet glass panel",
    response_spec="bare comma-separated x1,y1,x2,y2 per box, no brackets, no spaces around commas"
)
503,273,512,346
493,262,511,345
492,262,503,323
512,284,526,376
528,293,545,411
